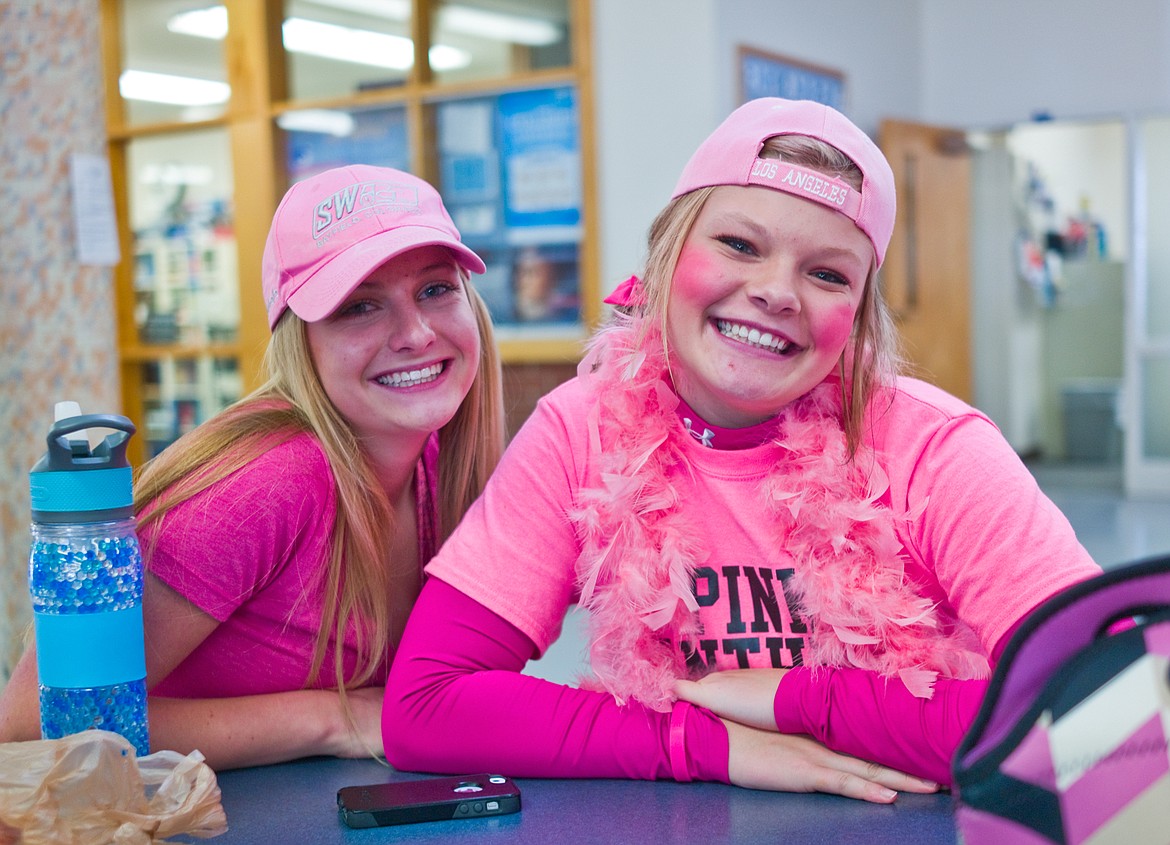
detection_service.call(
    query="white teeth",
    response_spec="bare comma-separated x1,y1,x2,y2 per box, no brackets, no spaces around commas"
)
377,363,443,387
716,320,791,354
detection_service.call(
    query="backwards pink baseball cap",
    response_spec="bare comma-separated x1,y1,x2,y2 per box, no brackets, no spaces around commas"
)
672,97,896,267
262,165,486,328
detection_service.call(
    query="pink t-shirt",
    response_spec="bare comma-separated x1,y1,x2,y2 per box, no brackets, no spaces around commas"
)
145,431,438,697
427,375,1100,677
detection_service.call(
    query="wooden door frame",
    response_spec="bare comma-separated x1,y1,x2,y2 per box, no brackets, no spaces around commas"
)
880,119,973,402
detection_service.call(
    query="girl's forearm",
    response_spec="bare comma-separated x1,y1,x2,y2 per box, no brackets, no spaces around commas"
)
383,578,729,782
774,666,987,785
146,686,377,770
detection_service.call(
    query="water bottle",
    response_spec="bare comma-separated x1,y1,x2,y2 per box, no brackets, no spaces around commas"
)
28,404,149,756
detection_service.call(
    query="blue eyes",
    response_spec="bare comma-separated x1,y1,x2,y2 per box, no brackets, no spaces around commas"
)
421,282,459,299
718,235,755,255
333,280,461,319
812,270,849,286
337,300,374,317
715,235,852,287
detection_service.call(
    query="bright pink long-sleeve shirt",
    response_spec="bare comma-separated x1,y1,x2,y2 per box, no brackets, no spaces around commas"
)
385,371,1099,785
387,578,991,785
384,577,729,782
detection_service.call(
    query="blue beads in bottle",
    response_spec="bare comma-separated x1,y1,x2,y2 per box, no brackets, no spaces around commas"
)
28,408,149,756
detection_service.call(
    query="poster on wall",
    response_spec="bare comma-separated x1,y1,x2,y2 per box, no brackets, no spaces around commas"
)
437,86,583,331
499,86,581,232
438,97,502,239
283,105,410,185
70,152,121,266
738,46,845,109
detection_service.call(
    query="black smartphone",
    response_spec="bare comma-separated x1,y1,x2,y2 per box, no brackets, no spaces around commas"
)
337,774,522,828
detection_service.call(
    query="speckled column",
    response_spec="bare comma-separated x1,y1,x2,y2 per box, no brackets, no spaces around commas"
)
0,0,121,685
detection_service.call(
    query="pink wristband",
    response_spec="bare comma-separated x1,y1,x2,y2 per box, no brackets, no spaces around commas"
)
669,701,693,783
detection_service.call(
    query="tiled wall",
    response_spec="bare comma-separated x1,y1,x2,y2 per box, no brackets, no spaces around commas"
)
0,2,119,683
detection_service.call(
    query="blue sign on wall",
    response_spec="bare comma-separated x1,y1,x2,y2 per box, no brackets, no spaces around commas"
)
499,87,581,229
435,86,583,328
739,48,844,109
284,105,409,184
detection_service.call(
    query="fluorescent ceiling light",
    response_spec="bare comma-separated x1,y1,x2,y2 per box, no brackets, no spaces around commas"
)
139,162,215,187
279,18,470,70
165,5,227,39
302,0,562,46
302,0,410,18
276,109,356,137
428,44,472,71
282,17,414,68
168,6,470,70
119,69,230,106
303,0,562,46
166,5,226,37
438,6,560,46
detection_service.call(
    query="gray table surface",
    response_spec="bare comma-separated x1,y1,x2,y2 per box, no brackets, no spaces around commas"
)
179,756,959,844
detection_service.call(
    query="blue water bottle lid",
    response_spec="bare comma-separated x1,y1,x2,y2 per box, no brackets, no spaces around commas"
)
30,414,136,523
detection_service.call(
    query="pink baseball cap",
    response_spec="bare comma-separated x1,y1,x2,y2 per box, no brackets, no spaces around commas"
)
672,98,896,267
262,165,486,328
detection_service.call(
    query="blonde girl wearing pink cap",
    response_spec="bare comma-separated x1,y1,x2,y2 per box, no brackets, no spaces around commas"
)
0,166,504,769
381,99,1101,801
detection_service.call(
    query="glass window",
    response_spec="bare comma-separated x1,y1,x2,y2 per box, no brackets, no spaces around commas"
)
126,129,239,456
138,356,242,459
119,0,229,125
1143,117,1170,339
278,1,572,98
1138,117,1170,461
1142,359,1170,459
435,87,582,332
431,0,572,84
280,104,410,185
283,0,414,101
126,128,237,346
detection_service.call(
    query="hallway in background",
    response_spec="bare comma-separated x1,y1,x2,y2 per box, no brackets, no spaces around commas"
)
1026,460,1170,570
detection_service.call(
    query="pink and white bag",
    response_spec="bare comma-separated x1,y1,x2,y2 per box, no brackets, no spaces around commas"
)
953,553,1170,844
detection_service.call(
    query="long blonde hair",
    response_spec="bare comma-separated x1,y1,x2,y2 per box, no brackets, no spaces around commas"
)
636,135,903,456
135,278,504,694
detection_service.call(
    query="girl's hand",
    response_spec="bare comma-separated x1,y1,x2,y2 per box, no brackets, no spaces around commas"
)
674,669,785,731
722,719,940,802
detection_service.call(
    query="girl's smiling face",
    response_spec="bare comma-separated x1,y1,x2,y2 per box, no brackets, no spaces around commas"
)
665,184,873,428
306,245,480,451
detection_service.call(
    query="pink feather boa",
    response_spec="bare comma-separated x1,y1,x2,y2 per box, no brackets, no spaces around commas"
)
570,317,989,711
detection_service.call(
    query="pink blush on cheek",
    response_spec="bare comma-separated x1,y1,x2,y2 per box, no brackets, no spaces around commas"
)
670,247,721,300
819,301,861,350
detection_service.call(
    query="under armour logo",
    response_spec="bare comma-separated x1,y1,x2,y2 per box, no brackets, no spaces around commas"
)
683,417,714,448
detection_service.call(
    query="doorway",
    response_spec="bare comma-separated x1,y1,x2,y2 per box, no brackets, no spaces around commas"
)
1005,120,1126,467
968,117,1170,498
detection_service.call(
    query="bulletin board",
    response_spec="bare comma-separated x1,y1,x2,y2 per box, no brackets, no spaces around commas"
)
738,46,845,109
436,86,583,332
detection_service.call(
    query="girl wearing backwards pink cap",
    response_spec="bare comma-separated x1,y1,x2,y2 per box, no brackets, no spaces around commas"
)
0,166,504,770
381,100,1101,801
